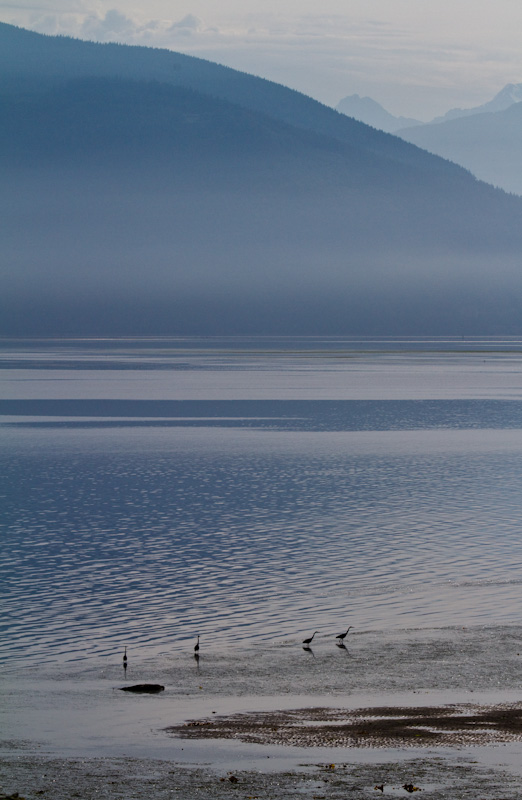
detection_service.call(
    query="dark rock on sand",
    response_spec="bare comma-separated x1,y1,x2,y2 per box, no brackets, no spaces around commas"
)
118,684,165,694
0,794,26,800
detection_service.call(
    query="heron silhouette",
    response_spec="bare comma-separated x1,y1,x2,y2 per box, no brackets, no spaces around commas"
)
194,635,200,654
123,647,128,671
302,631,319,646
335,627,353,643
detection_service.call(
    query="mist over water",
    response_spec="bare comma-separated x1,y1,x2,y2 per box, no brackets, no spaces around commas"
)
3,337,522,668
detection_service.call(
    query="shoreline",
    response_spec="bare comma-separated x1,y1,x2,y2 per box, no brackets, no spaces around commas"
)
3,627,522,798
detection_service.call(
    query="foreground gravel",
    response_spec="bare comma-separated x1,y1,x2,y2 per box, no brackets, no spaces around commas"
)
2,752,522,800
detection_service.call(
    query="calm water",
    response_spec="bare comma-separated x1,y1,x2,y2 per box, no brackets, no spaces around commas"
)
3,336,522,668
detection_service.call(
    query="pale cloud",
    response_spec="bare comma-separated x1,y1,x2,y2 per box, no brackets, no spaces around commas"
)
0,0,84,10
81,8,135,38
168,13,202,33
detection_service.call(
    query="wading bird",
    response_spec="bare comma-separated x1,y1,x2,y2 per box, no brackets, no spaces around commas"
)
194,635,200,654
302,631,319,646
335,627,353,643
123,647,128,670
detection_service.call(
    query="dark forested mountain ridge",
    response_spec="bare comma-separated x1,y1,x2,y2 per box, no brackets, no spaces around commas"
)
0,23,490,176
2,22,522,335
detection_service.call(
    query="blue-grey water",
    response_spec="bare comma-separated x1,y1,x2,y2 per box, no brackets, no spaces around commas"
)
3,336,522,668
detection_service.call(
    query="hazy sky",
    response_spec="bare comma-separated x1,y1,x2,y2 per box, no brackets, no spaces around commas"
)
3,0,522,119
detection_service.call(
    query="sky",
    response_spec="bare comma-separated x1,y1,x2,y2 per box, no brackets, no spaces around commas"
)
2,0,522,120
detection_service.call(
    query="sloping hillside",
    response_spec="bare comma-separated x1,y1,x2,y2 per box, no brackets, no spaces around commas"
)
2,23,522,335
0,23,487,176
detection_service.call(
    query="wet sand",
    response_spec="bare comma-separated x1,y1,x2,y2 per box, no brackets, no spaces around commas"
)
3,626,522,799
168,701,522,748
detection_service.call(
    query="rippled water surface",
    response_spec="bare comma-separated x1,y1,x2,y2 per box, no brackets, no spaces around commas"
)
3,336,522,667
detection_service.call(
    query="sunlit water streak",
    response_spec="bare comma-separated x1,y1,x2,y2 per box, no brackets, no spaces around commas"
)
2,337,522,668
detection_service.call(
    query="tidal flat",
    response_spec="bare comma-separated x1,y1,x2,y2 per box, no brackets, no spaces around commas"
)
3,626,522,799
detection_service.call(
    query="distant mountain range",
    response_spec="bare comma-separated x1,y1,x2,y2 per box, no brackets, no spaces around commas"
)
3,22,522,335
399,102,522,196
335,94,421,134
430,83,522,123
337,85,522,195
